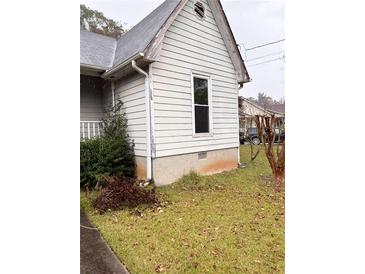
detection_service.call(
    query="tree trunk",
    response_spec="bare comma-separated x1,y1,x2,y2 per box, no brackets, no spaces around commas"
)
254,114,285,190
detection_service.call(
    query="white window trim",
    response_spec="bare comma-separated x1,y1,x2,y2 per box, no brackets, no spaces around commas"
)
191,72,213,138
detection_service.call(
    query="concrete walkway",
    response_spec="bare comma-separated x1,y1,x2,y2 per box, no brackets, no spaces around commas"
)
80,210,129,274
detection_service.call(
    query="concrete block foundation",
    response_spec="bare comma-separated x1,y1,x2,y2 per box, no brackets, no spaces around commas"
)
135,156,147,180
152,147,238,186
135,148,238,186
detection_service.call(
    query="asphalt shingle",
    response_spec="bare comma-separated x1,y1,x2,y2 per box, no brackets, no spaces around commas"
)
80,30,117,69
113,0,180,67
80,0,181,70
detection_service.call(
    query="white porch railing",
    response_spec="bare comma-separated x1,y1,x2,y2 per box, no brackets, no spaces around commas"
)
80,121,102,139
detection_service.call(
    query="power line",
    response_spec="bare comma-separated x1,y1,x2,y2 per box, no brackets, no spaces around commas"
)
246,56,284,68
246,39,285,51
238,39,285,52
246,51,284,63
247,57,283,67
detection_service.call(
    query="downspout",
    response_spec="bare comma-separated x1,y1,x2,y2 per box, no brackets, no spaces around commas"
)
237,85,242,165
111,80,115,107
131,60,152,181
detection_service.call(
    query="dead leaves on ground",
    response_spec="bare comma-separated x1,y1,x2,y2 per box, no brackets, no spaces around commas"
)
155,264,165,273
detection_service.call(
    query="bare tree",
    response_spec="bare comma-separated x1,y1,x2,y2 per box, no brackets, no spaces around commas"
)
254,114,285,189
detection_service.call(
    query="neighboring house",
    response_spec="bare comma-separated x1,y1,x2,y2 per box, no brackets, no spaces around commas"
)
266,103,285,115
80,0,250,185
239,97,284,132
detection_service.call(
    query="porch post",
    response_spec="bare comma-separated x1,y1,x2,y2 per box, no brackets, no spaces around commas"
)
111,81,115,107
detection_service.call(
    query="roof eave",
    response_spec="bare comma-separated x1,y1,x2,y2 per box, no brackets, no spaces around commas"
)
143,0,189,61
101,52,144,79
211,0,250,84
238,74,252,86
80,63,108,77
80,63,108,72
241,97,285,116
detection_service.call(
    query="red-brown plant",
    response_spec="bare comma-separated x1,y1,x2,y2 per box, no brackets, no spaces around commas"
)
254,115,285,189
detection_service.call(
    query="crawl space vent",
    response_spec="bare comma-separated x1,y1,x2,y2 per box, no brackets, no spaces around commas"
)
198,151,207,160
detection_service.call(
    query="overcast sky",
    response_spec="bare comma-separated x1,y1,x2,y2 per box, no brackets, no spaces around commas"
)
81,0,285,100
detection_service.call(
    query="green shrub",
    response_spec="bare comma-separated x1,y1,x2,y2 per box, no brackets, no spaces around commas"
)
80,100,136,188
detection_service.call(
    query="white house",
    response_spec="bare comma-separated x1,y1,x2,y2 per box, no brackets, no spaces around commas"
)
80,0,250,185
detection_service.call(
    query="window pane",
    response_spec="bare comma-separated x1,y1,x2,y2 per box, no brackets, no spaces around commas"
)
194,77,208,105
195,105,209,133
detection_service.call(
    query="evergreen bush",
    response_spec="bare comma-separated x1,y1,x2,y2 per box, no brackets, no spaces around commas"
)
80,100,135,188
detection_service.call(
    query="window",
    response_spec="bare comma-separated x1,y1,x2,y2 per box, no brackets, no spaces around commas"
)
194,1,205,19
192,75,211,135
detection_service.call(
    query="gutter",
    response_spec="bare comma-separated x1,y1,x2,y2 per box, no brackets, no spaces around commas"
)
80,63,108,71
131,59,152,182
102,52,144,79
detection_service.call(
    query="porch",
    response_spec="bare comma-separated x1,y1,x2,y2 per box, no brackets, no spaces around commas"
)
80,75,109,139
80,121,102,139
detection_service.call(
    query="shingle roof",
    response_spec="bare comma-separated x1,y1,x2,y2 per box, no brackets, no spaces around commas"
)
113,0,180,67
80,30,117,69
80,0,249,83
267,104,285,114
80,0,180,70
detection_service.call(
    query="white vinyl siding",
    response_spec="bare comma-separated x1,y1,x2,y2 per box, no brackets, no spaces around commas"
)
103,72,147,157
80,76,104,121
80,76,104,138
151,0,239,158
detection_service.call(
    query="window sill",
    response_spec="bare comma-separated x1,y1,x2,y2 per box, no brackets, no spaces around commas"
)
193,133,214,138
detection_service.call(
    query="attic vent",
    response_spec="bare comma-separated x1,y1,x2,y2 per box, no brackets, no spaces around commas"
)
194,1,205,19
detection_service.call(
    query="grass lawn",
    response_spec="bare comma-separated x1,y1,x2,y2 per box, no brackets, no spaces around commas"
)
81,145,285,273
